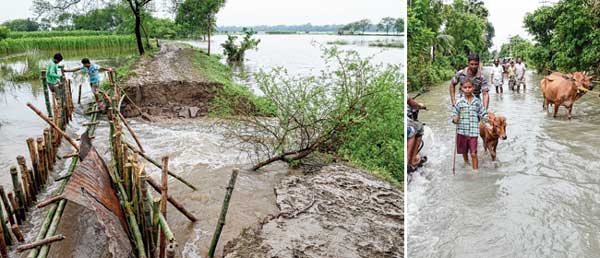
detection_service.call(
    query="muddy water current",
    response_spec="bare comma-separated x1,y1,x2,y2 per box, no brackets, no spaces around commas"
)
407,67,600,258
1,35,402,257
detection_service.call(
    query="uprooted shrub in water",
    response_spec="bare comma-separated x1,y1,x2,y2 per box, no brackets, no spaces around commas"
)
222,46,403,184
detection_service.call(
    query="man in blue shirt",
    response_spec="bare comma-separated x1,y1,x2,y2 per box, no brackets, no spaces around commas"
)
64,58,112,109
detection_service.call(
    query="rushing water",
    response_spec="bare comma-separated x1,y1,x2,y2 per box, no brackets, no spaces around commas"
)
0,34,403,257
407,67,600,258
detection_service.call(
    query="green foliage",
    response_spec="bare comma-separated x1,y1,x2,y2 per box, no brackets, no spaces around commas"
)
0,26,9,41
326,39,350,45
498,35,533,61
221,28,261,63
175,0,225,38
524,0,600,74
395,18,404,33
378,17,397,34
4,50,43,82
1,19,39,32
72,4,124,31
0,35,137,54
408,0,493,90
7,30,113,39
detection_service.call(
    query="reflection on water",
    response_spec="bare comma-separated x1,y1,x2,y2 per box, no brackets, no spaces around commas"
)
407,68,600,258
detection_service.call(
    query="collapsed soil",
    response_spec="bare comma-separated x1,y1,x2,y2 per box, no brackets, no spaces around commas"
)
122,43,223,119
223,164,404,258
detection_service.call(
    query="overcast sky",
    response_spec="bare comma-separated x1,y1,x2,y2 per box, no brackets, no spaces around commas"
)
484,0,556,49
0,0,404,25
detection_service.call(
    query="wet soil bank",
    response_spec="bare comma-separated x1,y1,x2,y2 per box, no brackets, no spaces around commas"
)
224,164,404,258
122,43,223,119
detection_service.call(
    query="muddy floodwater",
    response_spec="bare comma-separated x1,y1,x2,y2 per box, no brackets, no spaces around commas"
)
0,34,402,257
407,67,600,257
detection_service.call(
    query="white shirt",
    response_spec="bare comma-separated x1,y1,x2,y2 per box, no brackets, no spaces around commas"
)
491,64,504,82
515,63,526,78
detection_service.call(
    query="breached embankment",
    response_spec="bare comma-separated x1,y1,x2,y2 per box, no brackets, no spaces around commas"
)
122,43,223,119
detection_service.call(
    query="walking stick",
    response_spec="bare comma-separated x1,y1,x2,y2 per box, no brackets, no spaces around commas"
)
452,125,457,176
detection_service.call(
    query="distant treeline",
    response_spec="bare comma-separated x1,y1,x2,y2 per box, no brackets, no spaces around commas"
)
219,24,344,33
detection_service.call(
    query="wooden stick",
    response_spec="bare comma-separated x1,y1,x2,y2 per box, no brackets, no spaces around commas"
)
7,193,21,225
208,168,239,258
36,138,47,186
11,224,24,242
16,156,33,207
77,84,82,104
146,177,197,222
40,71,53,117
0,188,14,226
118,112,145,153
17,235,64,252
0,192,12,247
62,153,78,159
43,129,53,170
125,143,196,191
27,103,80,152
0,222,7,258
159,156,168,258
36,195,64,209
82,122,99,126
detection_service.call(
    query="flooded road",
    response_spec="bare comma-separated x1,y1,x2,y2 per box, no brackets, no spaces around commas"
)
407,68,600,257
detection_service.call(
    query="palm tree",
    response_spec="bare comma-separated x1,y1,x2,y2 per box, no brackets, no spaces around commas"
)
432,33,455,60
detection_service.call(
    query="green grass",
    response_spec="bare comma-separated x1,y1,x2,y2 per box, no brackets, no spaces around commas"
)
326,39,350,45
0,35,136,54
192,50,275,116
368,40,404,48
7,30,114,39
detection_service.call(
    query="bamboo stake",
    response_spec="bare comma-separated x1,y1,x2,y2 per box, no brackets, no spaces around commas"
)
140,172,155,256
17,235,64,252
36,195,64,209
36,138,47,186
26,103,80,152
10,166,25,222
0,188,14,226
77,84,82,104
159,156,168,258
0,222,7,258
125,143,196,191
16,156,33,206
208,169,239,258
118,112,145,153
40,71,52,117
11,224,24,242
43,129,53,170
0,194,12,246
36,199,66,258
7,194,21,225
145,177,197,222
26,138,40,193
152,198,160,258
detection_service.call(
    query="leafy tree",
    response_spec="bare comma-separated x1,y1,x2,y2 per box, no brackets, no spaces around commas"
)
357,19,372,34
524,0,600,73
0,26,9,40
377,17,397,34
498,35,533,61
395,18,404,34
175,0,208,38
72,4,124,31
2,19,40,31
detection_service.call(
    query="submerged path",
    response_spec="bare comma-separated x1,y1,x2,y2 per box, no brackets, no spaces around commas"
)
407,68,600,258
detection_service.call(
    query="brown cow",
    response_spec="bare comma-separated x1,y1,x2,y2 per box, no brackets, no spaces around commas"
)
479,112,507,161
541,71,594,119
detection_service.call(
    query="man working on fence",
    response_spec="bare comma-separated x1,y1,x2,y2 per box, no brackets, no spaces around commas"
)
63,58,112,109
449,53,490,110
46,53,63,103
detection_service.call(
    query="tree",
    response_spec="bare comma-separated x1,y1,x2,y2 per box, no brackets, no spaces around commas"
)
395,18,404,34
0,26,9,40
1,19,39,31
377,17,396,34
123,0,154,55
357,19,372,34
175,0,208,38
221,28,260,62
72,4,124,31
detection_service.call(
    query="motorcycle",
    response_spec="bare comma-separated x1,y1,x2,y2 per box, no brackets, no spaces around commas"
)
408,92,434,182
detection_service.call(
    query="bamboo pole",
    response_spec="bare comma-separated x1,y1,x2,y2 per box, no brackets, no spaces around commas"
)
208,169,239,258
0,188,14,226
0,222,7,258
40,71,52,117
11,224,24,242
7,193,21,225
36,196,64,209
43,129,53,170
16,156,33,206
159,157,168,258
152,198,160,258
117,112,145,153
26,103,80,152
26,158,77,258
10,166,25,222
125,143,196,191
26,138,40,193
36,199,66,258
77,84,82,104
36,138,47,186
140,172,154,256
145,176,197,222
0,194,12,246
17,235,64,252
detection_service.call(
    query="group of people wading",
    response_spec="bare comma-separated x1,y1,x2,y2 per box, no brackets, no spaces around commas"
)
408,53,512,174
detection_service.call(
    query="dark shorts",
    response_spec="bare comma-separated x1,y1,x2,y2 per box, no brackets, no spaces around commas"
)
48,83,59,93
456,134,478,154
407,119,424,138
